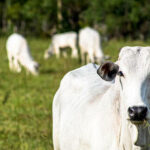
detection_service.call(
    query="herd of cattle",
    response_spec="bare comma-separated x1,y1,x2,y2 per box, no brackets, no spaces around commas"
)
5,27,150,149
6,27,105,75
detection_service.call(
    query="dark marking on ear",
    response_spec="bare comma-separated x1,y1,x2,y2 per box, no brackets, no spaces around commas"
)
97,62,119,81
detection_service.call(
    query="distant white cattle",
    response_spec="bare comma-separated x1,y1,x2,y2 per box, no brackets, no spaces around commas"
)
53,46,150,150
44,32,78,59
6,33,39,75
79,27,104,64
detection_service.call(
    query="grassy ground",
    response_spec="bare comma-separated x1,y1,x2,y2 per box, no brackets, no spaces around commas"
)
0,36,150,150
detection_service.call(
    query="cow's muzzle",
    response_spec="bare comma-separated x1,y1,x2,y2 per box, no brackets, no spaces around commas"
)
128,106,148,124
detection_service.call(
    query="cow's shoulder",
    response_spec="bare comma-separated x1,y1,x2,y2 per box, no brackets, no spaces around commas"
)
60,63,99,89
57,64,112,104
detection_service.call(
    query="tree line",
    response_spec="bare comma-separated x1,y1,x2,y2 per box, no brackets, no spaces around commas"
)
1,0,150,39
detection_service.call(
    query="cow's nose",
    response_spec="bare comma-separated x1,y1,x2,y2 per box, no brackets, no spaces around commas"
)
128,106,147,121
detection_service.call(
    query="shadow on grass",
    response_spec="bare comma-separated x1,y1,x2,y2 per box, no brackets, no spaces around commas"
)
2,90,10,104
40,68,58,74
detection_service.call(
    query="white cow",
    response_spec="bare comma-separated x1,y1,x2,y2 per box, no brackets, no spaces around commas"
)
53,46,150,150
79,27,104,64
6,33,39,75
44,32,78,59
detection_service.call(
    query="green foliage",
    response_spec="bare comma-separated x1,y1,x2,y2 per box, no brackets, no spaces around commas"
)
1,0,150,38
60,0,89,32
82,0,150,38
0,0,57,36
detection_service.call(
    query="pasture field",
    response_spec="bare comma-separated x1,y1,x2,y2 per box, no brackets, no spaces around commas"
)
0,36,150,150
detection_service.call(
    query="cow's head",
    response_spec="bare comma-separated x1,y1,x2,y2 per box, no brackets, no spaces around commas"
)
27,61,39,75
97,46,150,147
44,45,54,59
44,49,53,59
97,46,150,124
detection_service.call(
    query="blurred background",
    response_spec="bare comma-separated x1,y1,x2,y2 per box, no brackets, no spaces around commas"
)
1,0,150,39
0,0,150,150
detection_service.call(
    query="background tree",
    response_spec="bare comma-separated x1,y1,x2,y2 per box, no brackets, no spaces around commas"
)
0,0,150,39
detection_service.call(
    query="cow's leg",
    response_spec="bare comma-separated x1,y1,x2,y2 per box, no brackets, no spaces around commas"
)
81,51,85,65
71,46,78,58
8,53,14,71
55,47,60,58
89,52,95,63
13,58,21,72
86,54,90,64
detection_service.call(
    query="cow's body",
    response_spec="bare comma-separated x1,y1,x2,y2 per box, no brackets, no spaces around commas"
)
53,46,150,150
44,32,78,59
53,64,118,150
6,33,39,75
79,27,104,64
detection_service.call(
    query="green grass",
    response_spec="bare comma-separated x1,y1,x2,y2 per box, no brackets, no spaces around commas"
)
0,36,150,150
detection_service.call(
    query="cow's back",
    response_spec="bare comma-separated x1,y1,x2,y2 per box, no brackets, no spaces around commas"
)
53,63,112,150
52,32,77,47
6,33,28,56
79,27,100,51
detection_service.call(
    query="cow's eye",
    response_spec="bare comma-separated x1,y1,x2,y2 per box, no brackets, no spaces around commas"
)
118,71,124,77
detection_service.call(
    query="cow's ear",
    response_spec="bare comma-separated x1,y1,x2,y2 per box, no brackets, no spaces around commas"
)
97,62,119,81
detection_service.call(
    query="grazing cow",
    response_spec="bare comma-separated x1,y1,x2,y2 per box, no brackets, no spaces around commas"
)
6,33,39,75
44,32,78,59
53,46,150,150
79,27,104,64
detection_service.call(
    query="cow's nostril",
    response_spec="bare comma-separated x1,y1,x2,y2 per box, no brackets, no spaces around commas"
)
128,106,148,121
128,107,135,117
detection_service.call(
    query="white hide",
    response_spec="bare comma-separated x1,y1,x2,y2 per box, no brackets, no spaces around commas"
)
44,32,78,59
6,33,39,75
79,27,104,64
53,46,150,150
